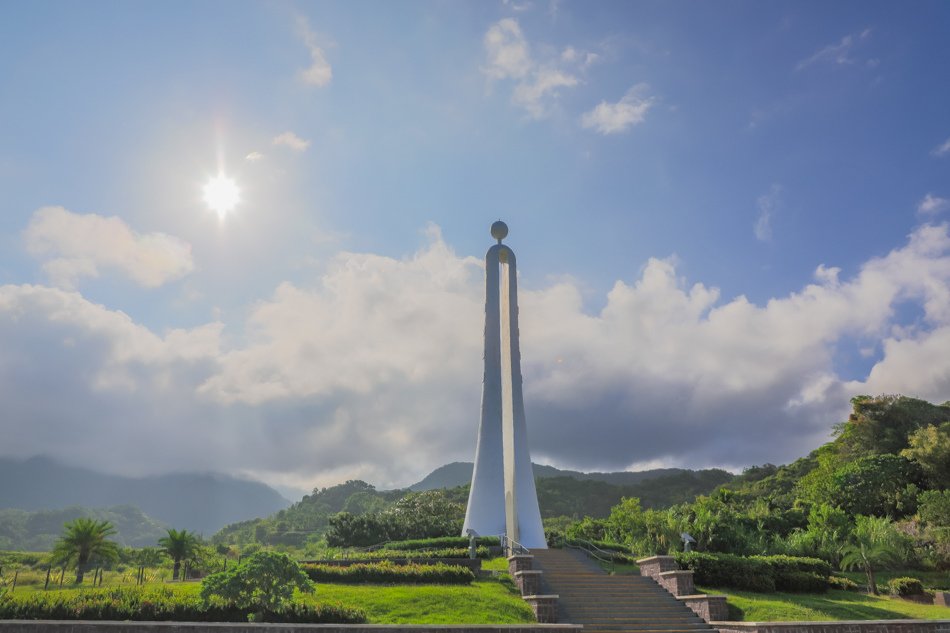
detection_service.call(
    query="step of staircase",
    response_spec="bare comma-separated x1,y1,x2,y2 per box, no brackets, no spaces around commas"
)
530,549,718,633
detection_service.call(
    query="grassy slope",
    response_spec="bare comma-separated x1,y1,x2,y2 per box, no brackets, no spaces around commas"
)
4,566,535,625
698,587,950,622
305,582,534,624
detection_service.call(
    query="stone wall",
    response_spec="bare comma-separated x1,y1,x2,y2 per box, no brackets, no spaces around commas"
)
658,570,694,596
712,620,950,633
0,622,583,633
679,595,728,621
636,555,678,581
514,570,543,596
523,596,560,624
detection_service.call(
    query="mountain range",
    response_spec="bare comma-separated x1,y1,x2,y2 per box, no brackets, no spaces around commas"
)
409,461,696,490
0,456,290,537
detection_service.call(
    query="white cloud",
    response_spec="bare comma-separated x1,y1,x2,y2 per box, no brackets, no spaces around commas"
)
7,222,950,488
796,29,872,71
932,137,950,157
580,84,654,135
272,131,311,152
513,68,579,118
482,18,581,119
23,207,194,289
296,16,332,87
245,151,264,161
918,193,950,216
483,18,532,80
754,185,782,242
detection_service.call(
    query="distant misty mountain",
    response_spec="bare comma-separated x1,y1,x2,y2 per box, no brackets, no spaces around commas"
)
0,456,290,536
409,461,696,491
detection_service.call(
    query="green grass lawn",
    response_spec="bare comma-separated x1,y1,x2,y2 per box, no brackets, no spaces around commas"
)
698,586,950,622
3,564,535,625
303,581,535,624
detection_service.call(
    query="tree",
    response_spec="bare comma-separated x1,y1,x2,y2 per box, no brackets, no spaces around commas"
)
200,550,314,618
52,518,120,584
604,497,645,545
901,422,950,489
159,528,200,581
839,515,904,595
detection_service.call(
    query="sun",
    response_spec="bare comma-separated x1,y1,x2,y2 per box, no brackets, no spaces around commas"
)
203,174,240,218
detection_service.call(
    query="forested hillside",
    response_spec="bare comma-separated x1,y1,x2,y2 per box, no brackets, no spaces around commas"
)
410,461,697,490
0,505,169,550
212,467,732,547
565,395,950,575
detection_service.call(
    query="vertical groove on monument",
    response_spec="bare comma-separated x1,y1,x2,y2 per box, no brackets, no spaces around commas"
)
463,221,546,549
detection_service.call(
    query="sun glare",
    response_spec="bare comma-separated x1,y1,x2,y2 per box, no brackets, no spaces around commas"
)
203,174,240,218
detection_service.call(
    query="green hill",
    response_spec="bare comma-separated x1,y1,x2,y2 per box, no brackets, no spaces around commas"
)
212,467,734,547
409,461,693,490
0,505,169,551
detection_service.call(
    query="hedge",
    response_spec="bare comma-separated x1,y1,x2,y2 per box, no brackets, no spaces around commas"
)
751,554,831,591
675,552,830,593
382,536,500,551
676,552,775,592
303,561,475,585
888,577,924,597
0,586,366,623
347,546,491,560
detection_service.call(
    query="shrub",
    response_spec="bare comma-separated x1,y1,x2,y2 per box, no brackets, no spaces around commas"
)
200,551,313,614
302,561,474,585
828,575,860,591
0,586,365,623
887,577,924,597
676,552,775,592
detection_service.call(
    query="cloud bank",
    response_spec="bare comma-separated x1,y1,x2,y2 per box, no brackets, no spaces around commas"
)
23,207,194,289
4,223,950,489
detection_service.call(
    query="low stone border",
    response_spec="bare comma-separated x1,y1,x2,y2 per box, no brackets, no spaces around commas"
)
0,623,583,633
711,620,950,633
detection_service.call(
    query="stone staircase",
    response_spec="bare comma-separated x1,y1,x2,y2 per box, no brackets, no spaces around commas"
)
529,549,719,633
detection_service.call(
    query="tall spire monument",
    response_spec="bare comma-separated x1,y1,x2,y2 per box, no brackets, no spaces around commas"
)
462,221,546,549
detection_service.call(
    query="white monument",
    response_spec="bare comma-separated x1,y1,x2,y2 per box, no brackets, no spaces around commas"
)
462,221,546,549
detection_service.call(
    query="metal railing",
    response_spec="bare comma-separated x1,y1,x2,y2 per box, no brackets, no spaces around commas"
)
560,537,617,572
500,534,529,556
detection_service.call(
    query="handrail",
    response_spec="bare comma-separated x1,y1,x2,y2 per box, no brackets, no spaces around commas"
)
561,537,616,572
500,534,529,556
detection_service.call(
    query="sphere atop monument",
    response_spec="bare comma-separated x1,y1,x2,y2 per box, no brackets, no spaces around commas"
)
491,220,509,242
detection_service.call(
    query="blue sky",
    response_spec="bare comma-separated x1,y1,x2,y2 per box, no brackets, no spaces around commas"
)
1,1,949,495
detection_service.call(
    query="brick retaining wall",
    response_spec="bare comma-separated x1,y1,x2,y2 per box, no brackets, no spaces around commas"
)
679,594,728,621
0,622,583,633
712,620,950,633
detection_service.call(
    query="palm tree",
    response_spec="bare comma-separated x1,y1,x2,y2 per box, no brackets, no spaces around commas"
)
158,528,199,581
839,515,902,595
52,518,120,584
